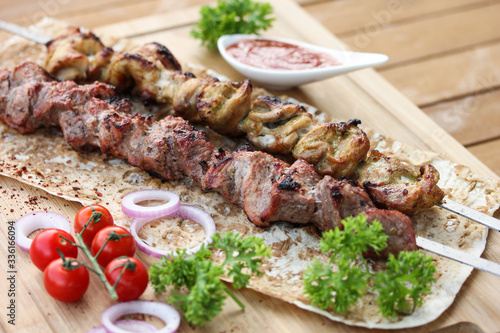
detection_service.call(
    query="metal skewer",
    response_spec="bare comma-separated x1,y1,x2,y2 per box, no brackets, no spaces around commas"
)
417,236,500,277
438,198,500,232
0,19,51,44
1,18,499,277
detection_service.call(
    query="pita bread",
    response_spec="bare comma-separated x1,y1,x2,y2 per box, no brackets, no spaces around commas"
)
1,18,499,329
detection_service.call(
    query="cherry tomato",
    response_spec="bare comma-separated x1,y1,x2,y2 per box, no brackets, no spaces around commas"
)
74,204,114,246
43,258,89,302
29,229,78,271
105,257,148,301
91,226,136,267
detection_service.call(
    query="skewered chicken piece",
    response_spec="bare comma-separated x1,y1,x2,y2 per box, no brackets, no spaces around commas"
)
0,62,417,258
240,95,313,154
43,28,444,214
356,150,445,215
43,28,372,171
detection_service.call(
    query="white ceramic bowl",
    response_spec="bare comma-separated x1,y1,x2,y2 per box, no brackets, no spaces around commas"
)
218,34,389,90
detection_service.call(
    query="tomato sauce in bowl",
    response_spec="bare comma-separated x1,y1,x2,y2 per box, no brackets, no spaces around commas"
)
217,34,388,90
225,38,342,71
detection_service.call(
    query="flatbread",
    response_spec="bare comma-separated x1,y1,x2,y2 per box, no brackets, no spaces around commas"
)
1,18,499,329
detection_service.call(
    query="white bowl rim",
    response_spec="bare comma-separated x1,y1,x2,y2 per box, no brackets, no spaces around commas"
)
217,34,388,74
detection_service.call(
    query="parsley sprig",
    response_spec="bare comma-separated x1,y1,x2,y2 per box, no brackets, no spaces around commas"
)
303,214,437,317
149,231,271,326
374,251,436,317
191,0,275,50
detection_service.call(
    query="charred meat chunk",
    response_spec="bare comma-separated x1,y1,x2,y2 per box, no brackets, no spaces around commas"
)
362,208,417,258
293,119,370,179
240,95,313,154
356,150,445,215
197,79,253,136
311,176,375,231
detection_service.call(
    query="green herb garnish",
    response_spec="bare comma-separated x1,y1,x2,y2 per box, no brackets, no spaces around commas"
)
374,251,437,318
149,231,271,326
303,213,437,317
191,0,275,50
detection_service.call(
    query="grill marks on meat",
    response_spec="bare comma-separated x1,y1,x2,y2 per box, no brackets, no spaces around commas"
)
203,149,286,226
0,62,417,257
0,62,213,181
269,159,319,224
312,176,375,231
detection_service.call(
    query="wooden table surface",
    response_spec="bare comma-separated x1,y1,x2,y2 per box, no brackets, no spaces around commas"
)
0,1,499,332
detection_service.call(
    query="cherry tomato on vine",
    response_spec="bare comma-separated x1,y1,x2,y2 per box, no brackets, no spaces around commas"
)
91,226,136,267
43,257,89,302
30,229,78,271
104,257,148,301
74,204,114,246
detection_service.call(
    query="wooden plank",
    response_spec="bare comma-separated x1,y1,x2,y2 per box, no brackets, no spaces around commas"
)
336,2,500,66
469,139,500,177
380,41,500,107
303,0,488,36
423,89,500,147
0,0,206,30
0,176,101,333
93,6,202,39
0,0,139,25
1,0,500,332
48,0,208,30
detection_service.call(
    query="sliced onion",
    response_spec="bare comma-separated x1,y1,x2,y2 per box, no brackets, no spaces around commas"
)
130,205,216,258
101,301,180,333
15,211,71,252
87,319,157,333
122,190,180,219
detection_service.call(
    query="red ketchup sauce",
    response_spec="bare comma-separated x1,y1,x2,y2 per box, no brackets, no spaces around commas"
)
226,38,342,70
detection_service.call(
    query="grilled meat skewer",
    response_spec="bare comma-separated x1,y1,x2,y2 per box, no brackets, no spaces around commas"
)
0,62,416,258
43,28,445,215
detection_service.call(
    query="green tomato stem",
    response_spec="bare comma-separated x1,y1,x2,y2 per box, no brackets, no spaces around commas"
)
80,204,103,235
74,232,118,300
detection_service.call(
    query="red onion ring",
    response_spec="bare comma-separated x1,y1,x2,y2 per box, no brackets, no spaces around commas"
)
101,300,180,333
121,190,180,219
15,211,71,252
130,205,216,258
87,319,157,332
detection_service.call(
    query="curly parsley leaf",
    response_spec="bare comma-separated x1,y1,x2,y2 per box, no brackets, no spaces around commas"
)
303,255,368,314
149,246,214,292
303,213,437,318
374,251,437,318
149,231,271,326
304,214,384,314
169,260,226,326
320,214,388,262
211,231,271,289
191,0,275,50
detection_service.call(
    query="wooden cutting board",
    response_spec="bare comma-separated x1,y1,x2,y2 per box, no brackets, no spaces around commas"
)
1,0,499,332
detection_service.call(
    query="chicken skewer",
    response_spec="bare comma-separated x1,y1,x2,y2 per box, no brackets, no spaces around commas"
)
0,62,416,258
4,62,500,277
0,22,497,231
43,28,445,214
